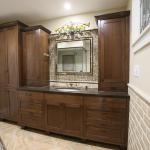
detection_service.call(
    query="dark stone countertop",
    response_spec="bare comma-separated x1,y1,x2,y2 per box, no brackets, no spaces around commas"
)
18,86,129,98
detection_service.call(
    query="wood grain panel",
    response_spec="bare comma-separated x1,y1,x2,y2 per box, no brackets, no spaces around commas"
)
97,13,129,91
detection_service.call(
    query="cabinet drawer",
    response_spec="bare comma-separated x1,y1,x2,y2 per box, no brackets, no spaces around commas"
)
20,101,43,110
86,120,122,130
20,112,44,129
20,105,44,116
19,91,44,104
45,94,83,106
84,96,126,112
85,108,124,135
86,110,124,122
86,126,121,144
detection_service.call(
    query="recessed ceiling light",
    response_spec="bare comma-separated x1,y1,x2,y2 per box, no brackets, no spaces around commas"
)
64,2,71,10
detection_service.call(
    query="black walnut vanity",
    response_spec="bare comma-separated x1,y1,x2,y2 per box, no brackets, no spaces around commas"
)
0,11,130,150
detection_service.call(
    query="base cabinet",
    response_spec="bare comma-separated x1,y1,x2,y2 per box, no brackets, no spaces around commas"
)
7,89,18,122
65,104,83,137
0,88,20,122
46,97,65,133
18,91,45,130
45,94,83,137
0,89,9,119
18,91,128,149
84,96,128,147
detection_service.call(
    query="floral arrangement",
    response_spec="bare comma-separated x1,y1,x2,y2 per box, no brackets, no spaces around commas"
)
55,22,90,35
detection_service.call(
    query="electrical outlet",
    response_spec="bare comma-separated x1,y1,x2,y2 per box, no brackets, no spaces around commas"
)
134,65,140,77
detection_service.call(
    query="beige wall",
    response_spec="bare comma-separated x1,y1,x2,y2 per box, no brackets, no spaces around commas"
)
128,0,150,101
31,7,125,33
127,0,150,149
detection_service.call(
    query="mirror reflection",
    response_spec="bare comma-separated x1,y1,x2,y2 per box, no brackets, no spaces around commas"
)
56,38,92,74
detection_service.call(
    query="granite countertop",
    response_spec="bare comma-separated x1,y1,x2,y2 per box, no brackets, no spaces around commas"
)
18,86,129,98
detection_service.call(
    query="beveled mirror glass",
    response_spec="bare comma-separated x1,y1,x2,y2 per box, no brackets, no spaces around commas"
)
56,38,93,75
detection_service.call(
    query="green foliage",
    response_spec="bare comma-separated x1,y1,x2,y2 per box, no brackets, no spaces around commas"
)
55,22,90,34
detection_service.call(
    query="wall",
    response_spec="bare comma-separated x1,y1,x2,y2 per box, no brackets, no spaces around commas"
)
31,7,125,33
128,88,150,150
127,0,150,149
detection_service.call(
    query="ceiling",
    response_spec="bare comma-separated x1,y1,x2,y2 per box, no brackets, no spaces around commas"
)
0,0,128,24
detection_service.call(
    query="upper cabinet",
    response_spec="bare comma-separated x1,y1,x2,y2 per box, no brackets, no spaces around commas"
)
0,29,8,86
22,26,51,87
6,26,20,88
0,22,27,88
96,11,130,92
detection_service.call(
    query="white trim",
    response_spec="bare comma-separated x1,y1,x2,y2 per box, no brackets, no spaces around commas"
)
132,24,150,54
128,83,150,104
132,23,150,47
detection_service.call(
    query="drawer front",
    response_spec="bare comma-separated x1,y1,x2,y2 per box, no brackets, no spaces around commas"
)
45,94,83,106
86,110,123,129
20,112,44,129
86,109,124,121
84,96,126,112
86,126,122,145
20,102,44,116
19,91,44,104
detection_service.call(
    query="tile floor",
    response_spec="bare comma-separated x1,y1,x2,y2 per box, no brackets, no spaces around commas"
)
0,122,114,150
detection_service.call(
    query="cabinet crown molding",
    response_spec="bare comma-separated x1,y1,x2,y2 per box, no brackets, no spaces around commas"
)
0,20,28,29
22,25,51,34
95,11,130,23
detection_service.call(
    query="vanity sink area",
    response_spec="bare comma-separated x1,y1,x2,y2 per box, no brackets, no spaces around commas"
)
55,88,81,92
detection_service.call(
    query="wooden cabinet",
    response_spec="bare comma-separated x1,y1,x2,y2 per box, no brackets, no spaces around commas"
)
8,89,19,122
0,22,51,122
0,22,27,121
6,26,19,88
46,95,65,133
65,98,83,137
45,94,83,137
96,11,130,92
84,96,128,148
22,26,50,87
17,91,129,149
0,25,25,88
0,29,8,86
18,91,45,130
0,88,9,119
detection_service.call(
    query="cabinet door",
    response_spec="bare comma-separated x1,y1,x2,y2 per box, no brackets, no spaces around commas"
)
22,29,49,87
84,96,127,146
23,31,39,86
98,17,129,91
19,91,45,130
0,89,9,118
45,94,65,133
39,30,49,84
64,96,83,137
6,26,18,88
45,94,83,137
0,29,8,85
8,89,18,122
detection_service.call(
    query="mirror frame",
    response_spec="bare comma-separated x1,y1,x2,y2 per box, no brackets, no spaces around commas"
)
55,37,93,75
